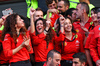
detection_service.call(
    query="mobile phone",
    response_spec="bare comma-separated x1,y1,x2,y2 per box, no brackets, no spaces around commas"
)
2,9,13,16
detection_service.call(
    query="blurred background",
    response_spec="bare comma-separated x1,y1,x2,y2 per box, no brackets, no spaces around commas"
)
0,0,100,17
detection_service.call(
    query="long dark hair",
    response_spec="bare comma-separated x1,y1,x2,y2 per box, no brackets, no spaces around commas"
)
1,13,27,44
56,17,76,36
35,18,54,47
65,17,76,33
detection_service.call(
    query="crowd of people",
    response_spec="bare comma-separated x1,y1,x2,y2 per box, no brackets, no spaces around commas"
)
0,0,100,66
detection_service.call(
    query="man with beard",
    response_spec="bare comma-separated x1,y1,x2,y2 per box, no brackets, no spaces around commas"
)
72,52,87,66
50,0,70,27
43,50,61,66
73,2,93,46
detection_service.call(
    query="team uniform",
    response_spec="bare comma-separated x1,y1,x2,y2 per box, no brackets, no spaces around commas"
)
0,30,9,66
2,32,33,66
30,32,55,66
50,13,59,27
55,32,84,66
90,25,100,63
73,17,93,39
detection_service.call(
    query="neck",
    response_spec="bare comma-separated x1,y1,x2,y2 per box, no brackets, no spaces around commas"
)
80,14,89,24
16,28,21,35
65,31,72,40
46,62,50,66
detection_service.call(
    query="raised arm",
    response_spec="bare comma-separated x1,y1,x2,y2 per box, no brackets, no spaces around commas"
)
30,8,36,33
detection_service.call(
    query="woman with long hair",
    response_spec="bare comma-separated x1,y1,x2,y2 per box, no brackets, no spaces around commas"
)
30,8,55,66
55,16,84,66
2,13,33,66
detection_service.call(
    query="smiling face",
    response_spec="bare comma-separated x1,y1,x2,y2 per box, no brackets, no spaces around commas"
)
57,1,68,14
34,11,43,21
91,10,97,22
16,15,24,28
36,20,44,34
64,18,72,32
48,0,57,9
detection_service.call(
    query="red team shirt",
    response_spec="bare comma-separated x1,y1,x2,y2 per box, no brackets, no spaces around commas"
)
50,13,59,27
85,30,94,49
73,17,93,39
0,30,9,64
55,32,84,60
2,32,33,63
30,32,54,62
90,25,100,62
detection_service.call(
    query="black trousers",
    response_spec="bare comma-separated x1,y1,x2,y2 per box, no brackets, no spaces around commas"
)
61,60,72,66
35,62,45,66
0,63,9,66
11,60,32,66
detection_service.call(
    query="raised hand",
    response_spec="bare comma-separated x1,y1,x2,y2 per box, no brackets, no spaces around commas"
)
47,9,58,14
30,7,36,16
59,16,65,27
45,19,51,31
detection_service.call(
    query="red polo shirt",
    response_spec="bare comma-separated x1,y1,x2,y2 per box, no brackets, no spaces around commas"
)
50,13,59,27
55,32,84,60
73,17,93,39
0,30,9,64
85,30,94,49
2,32,33,63
30,32,54,62
90,25,100,62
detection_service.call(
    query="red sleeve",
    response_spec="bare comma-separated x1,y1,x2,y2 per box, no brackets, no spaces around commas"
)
30,32,46,46
2,34,13,58
85,31,93,49
78,33,84,52
26,31,33,54
54,33,65,44
90,37,99,62
50,13,59,27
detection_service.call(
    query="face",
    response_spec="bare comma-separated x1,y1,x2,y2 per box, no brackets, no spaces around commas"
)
91,10,97,22
97,12,100,24
57,1,68,13
34,11,43,21
36,20,44,34
16,15,24,28
48,1,57,9
64,18,72,32
71,10,77,21
50,53,61,66
73,58,83,66
76,4,82,19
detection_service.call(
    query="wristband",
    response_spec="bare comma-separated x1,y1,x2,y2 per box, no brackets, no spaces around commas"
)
1,17,5,20
44,29,49,32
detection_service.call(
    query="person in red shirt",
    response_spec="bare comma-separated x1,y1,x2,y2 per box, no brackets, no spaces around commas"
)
30,8,55,66
50,0,70,27
55,16,84,66
2,13,33,66
90,8,100,66
72,52,87,66
84,7,99,66
0,14,12,66
43,50,61,66
73,2,93,42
